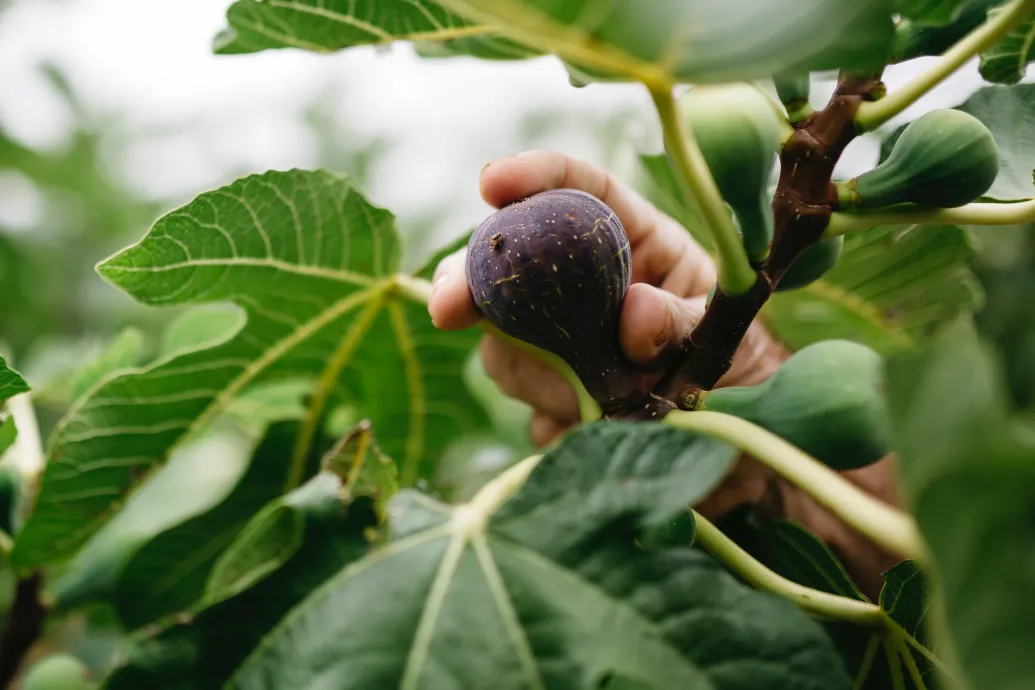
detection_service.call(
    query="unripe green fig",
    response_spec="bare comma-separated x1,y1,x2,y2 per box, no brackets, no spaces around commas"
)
840,109,999,209
775,236,844,292
466,189,636,413
677,84,782,263
21,654,96,690
701,340,891,470
772,71,813,122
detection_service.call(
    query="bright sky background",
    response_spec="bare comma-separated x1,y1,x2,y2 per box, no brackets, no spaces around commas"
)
0,0,1009,256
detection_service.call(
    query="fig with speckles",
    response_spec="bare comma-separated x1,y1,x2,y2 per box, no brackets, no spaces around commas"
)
466,189,637,413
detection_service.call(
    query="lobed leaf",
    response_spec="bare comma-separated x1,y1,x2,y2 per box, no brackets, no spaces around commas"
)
978,7,1035,84
0,356,29,405
896,0,972,24
215,422,849,689
955,83,1035,200
215,0,895,84
69,327,146,404
215,0,539,59
104,472,378,690
12,169,488,568
763,224,983,355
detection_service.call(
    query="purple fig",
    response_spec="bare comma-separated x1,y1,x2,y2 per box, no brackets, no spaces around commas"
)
466,189,637,413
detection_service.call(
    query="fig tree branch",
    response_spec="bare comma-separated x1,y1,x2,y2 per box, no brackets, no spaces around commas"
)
621,74,880,418
667,411,924,561
691,511,886,627
855,0,1035,132
825,198,1035,236
648,84,757,296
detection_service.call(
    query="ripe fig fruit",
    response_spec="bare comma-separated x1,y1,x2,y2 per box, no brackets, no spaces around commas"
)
677,83,783,263
466,189,636,413
839,108,999,209
775,236,844,292
700,339,891,470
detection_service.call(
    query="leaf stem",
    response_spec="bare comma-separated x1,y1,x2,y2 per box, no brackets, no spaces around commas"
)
825,199,1035,237
853,635,883,690
885,637,907,690
666,410,924,560
393,274,602,422
895,634,929,690
478,323,602,422
855,0,1035,131
648,84,757,296
691,511,886,627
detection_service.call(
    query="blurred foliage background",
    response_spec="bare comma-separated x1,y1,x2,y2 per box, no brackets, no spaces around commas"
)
1,0,1033,682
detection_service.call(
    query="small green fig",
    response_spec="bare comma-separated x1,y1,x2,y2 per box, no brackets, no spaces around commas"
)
701,339,891,470
21,654,96,690
775,236,844,292
466,189,636,413
677,83,783,263
840,108,999,209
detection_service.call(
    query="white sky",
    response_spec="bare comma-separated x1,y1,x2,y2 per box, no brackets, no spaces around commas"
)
0,0,1012,257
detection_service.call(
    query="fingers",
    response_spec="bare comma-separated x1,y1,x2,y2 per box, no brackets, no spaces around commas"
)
480,335,581,425
618,283,788,387
428,248,479,331
480,150,716,296
530,412,571,448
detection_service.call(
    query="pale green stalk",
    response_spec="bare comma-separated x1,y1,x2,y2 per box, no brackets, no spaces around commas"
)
666,410,924,560
856,0,1035,131
825,199,1035,237
692,511,886,626
393,274,602,422
648,85,757,296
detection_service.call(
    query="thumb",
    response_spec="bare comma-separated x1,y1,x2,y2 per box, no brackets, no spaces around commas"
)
619,283,788,388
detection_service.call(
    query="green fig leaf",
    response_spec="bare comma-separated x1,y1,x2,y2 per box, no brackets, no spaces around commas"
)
956,83,1035,200
886,319,1035,690
106,420,855,688
0,356,29,405
896,0,971,24
978,7,1035,84
763,224,983,356
104,472,378,689
69,327,146,404
214,0,895,85
12,169,489,569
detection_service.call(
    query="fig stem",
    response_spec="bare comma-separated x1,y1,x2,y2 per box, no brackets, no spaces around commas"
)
391,273,603,422
855,0,1035,132
478,324,603,423
749,82,797,143
666,410,925,561
691,511,887,627
825,198,1035,237
648,84,758,296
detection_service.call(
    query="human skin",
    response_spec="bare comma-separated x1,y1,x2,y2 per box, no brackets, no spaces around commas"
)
429,149,901,596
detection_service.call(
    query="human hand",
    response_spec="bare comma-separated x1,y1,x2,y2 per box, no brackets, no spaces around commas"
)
428,149,788,445
428,150,904,597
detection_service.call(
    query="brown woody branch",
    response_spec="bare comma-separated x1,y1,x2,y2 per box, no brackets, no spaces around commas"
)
615,74,884,421
0,572,48,689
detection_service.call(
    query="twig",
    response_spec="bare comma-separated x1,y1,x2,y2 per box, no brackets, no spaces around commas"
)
855,0,1035,131
826,199,1035,236
0,572,48,688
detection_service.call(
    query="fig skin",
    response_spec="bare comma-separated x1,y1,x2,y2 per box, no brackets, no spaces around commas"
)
465,189,637,413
